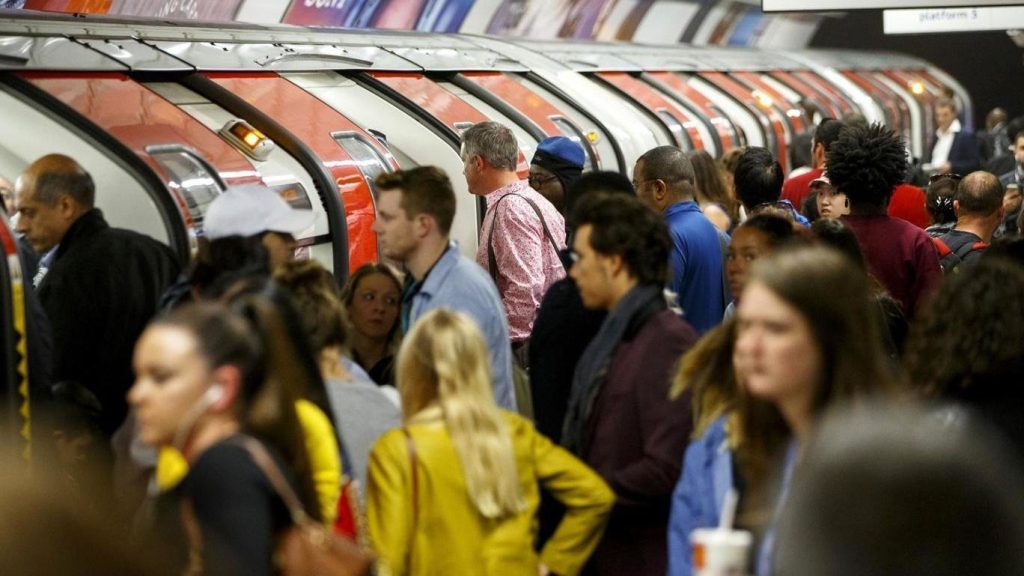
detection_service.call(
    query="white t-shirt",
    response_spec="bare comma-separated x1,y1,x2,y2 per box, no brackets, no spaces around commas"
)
930,118,962,167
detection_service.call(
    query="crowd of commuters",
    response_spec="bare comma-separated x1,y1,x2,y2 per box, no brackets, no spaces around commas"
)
4,110,1024,576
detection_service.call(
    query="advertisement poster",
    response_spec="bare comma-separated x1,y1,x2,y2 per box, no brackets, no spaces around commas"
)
21,0,241,19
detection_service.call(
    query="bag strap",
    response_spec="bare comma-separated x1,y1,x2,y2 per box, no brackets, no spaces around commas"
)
402,428,419,572
234,437,312,527
486,193,565,286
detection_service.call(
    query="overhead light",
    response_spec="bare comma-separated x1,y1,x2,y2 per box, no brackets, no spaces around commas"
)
753,91,774,109
910,81,926,95
220,119,275,161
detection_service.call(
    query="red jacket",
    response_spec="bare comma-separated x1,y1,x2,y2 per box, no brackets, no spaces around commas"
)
888,184,929,229
781,167,824,210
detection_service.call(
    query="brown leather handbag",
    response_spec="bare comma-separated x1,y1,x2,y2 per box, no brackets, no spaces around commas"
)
183,437,375,576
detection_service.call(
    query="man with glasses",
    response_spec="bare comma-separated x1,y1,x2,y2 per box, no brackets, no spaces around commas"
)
528,136,585,217
633,146,725,334
462,121,566,366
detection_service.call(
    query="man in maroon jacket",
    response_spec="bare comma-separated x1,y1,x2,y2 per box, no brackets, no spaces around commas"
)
562,192,697,575
829,124,943,319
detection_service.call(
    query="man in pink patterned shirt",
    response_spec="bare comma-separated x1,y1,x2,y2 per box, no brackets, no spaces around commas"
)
462,121,567,360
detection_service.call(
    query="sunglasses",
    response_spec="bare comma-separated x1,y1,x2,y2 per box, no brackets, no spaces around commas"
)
928,173,963,184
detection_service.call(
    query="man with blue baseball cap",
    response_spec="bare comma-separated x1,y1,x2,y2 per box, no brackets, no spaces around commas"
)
529,136,585,215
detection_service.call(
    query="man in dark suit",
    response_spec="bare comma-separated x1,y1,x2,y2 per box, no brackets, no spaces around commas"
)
927,98,981,176
14,154,179,436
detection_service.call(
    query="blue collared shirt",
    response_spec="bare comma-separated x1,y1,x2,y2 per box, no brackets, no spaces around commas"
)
407,241,516,410
664,201,726,334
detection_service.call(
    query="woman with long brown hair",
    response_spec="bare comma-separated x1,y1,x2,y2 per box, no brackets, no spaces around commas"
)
366,308,614,576
667,246,895,576
687,149,739,232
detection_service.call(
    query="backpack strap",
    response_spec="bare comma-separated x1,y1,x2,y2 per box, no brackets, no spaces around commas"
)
931,237,952,258
486,192,565,287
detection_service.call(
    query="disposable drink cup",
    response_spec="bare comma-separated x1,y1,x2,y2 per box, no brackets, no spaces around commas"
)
690,528,752,576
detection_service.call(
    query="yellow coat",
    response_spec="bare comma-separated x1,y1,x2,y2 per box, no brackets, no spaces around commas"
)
367,409,614,576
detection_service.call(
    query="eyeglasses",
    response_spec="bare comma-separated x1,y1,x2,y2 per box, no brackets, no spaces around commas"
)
750,200,799,217
929,173,963,184
631,178,659,190
528,174,558,189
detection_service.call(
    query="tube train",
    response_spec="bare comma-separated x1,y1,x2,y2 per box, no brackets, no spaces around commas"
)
0,11,968,453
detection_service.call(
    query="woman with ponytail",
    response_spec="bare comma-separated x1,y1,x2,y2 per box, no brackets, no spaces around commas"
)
366,309,614,576
130,298,322,576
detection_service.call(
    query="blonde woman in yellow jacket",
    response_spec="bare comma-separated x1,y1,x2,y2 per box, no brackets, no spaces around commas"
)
367,309,615,576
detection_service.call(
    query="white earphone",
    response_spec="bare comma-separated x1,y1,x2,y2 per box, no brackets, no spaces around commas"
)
204,384,224,405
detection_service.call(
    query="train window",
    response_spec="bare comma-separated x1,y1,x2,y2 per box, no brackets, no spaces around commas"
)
655,110,694,151
332,132,393,198
549,116,599,171
508,75,615,171
147,146,225,237
454,122,475,135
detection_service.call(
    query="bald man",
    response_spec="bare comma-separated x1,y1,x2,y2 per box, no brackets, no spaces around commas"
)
15,154,179,435
936,171,1004,271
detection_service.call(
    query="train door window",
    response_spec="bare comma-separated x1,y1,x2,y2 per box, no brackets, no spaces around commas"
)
682,74,766,151
438,82,540,165
282,71,478,257
549,116,599,171
508,75,619,171
0,85,172,247
654,110,694,152
332,132,393,201
144,82,330,269
147,146,225,238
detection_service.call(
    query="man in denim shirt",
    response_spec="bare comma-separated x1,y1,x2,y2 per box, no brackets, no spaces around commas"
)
372,166,515,409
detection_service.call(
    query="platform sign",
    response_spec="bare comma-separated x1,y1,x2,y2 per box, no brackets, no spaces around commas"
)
883,7,1024,33
763,0,1023,11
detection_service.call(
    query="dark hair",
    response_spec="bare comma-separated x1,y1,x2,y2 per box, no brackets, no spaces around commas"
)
32,156,95,208
811,218,868,272
636,145,696,200
926,176,958,225
737,214,797,248
572,193,670,286
273,260,348,353
801,190,820,221
813,118,844,152
733,146,783,210
775,404,1024,576
687,149,738,222
955,171,1003,216
564,170,634,245
375,166,456,235
188,235,271,300
904,258,1024,399
827,123,908,209
564,170,635,219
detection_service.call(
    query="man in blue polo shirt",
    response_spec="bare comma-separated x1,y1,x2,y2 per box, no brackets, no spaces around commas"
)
633,146,725,334
372,165,515,409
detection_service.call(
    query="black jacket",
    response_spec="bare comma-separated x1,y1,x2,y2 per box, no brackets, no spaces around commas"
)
38,209,179,435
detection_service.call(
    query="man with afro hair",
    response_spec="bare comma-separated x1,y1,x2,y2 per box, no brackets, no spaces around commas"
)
828,123,942,319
